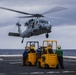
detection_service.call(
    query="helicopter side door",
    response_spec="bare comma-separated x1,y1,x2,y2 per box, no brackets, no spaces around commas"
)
21,19,36,37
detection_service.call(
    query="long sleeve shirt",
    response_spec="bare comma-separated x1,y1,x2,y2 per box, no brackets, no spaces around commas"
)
55,49,63,56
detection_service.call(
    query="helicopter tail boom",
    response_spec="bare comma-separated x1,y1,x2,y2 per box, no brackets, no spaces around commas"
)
16,22,22,34
8,32,20,37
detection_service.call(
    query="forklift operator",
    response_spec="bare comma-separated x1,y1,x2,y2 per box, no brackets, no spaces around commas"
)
47,43,54,54
30,44,35,49
30,44,36,53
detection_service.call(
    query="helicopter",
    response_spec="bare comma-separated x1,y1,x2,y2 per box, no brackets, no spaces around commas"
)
0,6,66,43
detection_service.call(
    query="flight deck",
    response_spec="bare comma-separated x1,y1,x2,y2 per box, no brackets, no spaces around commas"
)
0,56,76,75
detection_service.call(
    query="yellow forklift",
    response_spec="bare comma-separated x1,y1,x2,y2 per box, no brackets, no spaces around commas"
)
23,41,39,66
37,40,59,69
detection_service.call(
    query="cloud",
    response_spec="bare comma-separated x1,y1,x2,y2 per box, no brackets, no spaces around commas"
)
47,25,76,49
0,0,76,26
0,0,76,49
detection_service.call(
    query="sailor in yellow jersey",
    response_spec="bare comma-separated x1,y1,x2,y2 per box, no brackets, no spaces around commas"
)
31,44,36,50
47,43,54,54
29,44,36,53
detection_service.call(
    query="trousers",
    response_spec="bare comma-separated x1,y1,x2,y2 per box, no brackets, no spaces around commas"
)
58,56,64,69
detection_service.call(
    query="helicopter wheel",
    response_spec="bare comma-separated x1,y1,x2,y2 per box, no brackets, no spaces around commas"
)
46,33,49,38
21,38,24,43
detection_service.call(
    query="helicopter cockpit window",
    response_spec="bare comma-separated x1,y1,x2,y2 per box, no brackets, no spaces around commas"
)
39,20,48,24
29,19,34,23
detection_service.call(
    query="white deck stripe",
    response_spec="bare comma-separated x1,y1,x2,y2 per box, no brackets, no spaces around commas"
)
0,55,22,57
30,72,44,74
20,70,75,75
9,62,22,64
47,71,60,74
0,55,76,59
62,71,75,73
63,56,76,59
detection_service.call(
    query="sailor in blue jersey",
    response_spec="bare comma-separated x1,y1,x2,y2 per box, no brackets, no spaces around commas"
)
23,48,28,66
36,48,41,54
36,47,42,64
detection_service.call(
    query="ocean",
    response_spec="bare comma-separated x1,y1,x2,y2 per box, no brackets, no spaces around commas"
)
0,49,76,56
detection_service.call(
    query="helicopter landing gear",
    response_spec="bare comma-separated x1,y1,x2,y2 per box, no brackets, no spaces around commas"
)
30,33,33,36
21,38,24,43
46,33,49,38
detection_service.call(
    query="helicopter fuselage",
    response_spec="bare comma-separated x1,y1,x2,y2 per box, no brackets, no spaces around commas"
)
20,19,52,38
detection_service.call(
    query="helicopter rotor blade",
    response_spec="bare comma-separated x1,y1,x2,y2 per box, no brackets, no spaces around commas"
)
45,16,68,20
0,7,33,15
42,6,67,15
0,6,67,18
17,16,35,18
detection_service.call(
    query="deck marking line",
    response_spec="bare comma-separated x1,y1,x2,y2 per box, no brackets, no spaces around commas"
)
30,72,44,74
47,71,60,74
62,71,75,73
9,62,22,64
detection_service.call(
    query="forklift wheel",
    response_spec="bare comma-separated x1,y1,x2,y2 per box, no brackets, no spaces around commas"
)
46,33,49,38
28,62,32,66
44,64,49,69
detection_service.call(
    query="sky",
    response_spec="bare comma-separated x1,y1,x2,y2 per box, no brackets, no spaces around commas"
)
0,0,76,49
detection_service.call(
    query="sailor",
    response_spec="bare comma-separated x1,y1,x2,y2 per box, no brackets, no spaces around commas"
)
22,47,28,66
47,43,54,54
29,43,36,53
55,45,64,69
36,47,42,64
36,47,41,58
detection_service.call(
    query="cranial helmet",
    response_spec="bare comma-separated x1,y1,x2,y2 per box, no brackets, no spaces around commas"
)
57,45,61,49
31,43,35,46
48,43,52,47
